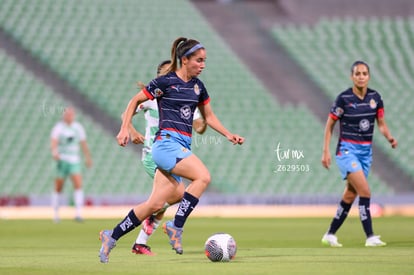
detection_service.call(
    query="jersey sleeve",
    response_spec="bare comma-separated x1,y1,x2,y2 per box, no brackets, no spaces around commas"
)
145,76,168,100
193,107,203,120
198,81,210,105
136,100,151,113
329,94,345,120
376,94,385,118
50,123,60,139
76,123,87,141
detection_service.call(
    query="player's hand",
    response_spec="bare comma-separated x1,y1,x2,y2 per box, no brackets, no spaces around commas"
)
227,134,244,145
85,157,93,168
389,137,398,149
130,130,145,144
321,151,331,169
117,128,130,147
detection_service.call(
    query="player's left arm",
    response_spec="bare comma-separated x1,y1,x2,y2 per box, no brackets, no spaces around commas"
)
376,110,397,149
198,103,244,145
80,140,93,168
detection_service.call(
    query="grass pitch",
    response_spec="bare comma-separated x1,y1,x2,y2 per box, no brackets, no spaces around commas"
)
0,216,413,274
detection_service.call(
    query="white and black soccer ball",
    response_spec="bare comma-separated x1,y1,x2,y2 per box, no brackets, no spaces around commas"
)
204,233,237,262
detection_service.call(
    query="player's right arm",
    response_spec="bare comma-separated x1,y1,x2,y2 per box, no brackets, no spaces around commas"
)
121,111,145,144
321,116,336,169
117,91,150,146
50,125,60,160
50,138,59,160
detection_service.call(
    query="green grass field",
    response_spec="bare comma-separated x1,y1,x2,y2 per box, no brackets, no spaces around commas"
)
0,217,413,274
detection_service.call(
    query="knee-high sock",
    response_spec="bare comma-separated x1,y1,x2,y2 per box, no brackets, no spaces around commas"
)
327,200,352,234
359,197,373,237
112,210,141,240
74,189,84,218
173,192,199,228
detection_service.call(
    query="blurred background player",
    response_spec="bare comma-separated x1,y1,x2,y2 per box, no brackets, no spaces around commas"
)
50,106,92,222
127,60,207,255
321,61,397,247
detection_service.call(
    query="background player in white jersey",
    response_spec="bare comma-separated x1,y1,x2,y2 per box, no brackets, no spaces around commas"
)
127,60,207,255
50,107,92,222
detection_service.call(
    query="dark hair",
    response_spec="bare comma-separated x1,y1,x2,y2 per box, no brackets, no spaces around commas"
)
157,60,171,75
351,60,370,74
165,37,204,74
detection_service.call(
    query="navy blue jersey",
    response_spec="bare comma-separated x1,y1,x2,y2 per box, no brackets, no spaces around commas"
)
143,72,210,137
330,87,384,146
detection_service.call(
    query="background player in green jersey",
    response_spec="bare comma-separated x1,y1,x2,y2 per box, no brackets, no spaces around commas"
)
126,60,207,255
50,107,92,222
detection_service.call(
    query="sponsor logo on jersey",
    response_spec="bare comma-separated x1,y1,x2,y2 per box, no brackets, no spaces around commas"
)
359,119,370,131
180,105,192,119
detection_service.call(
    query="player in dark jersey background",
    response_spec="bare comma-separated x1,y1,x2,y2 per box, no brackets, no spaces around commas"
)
98,37,244,263
321,61,398,247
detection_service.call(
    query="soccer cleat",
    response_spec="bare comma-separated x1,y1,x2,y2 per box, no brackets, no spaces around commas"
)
99,230,116,263
321,233,343,247
163,220,183,254
131,243,155,256
365,235,386,247
142,216,155,235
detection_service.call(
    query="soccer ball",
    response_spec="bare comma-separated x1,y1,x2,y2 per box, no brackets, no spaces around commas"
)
204,233,237,262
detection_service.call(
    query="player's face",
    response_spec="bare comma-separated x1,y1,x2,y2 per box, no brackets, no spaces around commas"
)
63,108,75,124
351,64,370,89
185,49,206,77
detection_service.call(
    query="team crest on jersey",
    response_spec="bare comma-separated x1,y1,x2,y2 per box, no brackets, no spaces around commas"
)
154,88,163,97
369,98,377,109
194,84,200,95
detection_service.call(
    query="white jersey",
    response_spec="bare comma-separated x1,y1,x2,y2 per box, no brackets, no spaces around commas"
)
50,121,86,164
136,100,159,157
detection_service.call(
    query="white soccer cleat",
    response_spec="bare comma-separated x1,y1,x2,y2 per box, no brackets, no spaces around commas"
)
321,233,343,247
365,235,386,247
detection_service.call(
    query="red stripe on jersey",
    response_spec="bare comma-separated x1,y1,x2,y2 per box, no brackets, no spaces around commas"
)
329,113,339,120
377,108,384,118
340,138,372,145
199,97,211,106
143,88,154,100
162,128,193,137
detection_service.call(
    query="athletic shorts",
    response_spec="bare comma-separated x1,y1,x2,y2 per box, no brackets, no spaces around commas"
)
56,160,81,179
335,141,372,180
142,151,157,179
152,130,192,183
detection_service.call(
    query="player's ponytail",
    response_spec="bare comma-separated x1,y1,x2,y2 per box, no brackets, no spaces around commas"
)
166,37,203,74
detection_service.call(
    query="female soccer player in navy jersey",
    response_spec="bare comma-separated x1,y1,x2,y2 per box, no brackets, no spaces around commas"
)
321,61,398,247
98,37,244,263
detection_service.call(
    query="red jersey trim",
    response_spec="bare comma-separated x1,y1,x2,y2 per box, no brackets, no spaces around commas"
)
143,88,154,100
340,138,372,145
377,107,384,119
161,128,192,137
329,113,339,120
199,97,210,106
